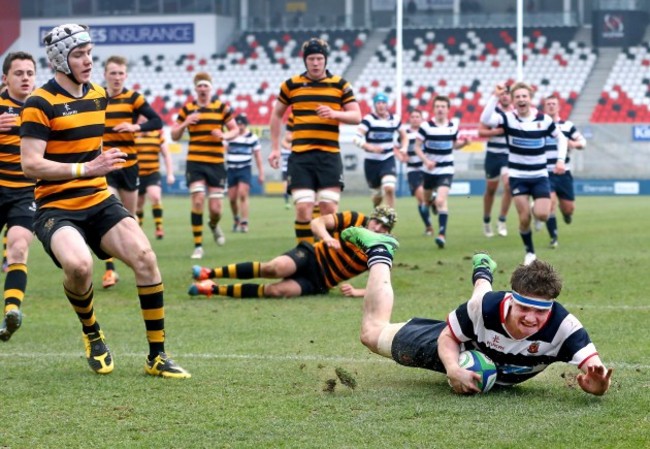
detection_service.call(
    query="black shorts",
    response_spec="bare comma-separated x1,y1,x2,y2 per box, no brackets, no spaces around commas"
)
0,187,35,231
423,173,453,191
186,161,226,189
391,317,447,373
484,152,509,180
227,166,252,187
287,151,344,193
364,157,397,189
107,164,140,191
33,195,133,267
509,176,551,199
407,171,424,195
549,172,575,201
283,242,328,296
138,172,162,195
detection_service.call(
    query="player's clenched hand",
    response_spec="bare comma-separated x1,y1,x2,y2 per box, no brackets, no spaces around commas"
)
315,105,338,120
268,149,281,169
112,122,138,133
86,147,127,176
323,237,340,250
0,112,18,132
446,366,482,395
185,111,200,126
494,84,507,96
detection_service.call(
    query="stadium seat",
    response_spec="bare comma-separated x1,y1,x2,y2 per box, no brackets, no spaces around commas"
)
592,43,650,122
354,26,595,122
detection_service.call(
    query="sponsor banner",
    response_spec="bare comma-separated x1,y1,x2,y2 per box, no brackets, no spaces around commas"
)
449,182,471,195
592,10,648,47
574,180,648,195
632,125,650,141
165,177,650,196
374,0,452,11
39,23,194,46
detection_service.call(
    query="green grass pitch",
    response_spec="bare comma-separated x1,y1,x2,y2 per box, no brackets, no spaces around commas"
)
0,194,648,448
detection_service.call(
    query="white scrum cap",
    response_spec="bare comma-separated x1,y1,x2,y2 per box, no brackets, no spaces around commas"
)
43,24,92,75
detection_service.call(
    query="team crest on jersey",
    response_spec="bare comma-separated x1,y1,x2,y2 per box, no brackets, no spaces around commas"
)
94,99,103,110
527,342,540,354
296,249,306,259
43,218,55,232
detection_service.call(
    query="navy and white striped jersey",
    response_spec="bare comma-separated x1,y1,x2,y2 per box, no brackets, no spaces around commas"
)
481,96,566,179
447,291,597,386
225,131,261,169
545,120,583,172
403,125,423,174
281,115,293,174
416,118,459,176
280,146,291,173
485,123,509,156
359,113,401,162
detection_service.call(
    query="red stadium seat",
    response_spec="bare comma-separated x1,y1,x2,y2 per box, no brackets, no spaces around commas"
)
592,44,650,123
354,26,594,121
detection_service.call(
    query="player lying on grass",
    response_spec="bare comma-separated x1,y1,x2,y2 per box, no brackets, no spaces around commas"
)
188,206,396,299
341,226,613,396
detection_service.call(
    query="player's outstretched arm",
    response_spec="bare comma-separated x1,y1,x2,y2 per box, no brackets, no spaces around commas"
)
577,357,613,396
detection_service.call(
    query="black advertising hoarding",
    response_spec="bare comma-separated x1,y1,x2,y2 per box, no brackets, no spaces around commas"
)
592,10,649,47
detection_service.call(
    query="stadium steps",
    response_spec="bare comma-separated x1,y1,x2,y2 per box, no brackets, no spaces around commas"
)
572,25,592,46
344,29,390,86
569,47,619,124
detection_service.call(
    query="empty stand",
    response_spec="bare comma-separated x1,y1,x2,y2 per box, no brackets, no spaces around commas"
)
591,43,650,123
354,27,596,122
36,27,648,124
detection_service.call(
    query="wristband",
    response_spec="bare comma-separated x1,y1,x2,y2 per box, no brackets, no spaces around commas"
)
352,135,365,149
71,163,86,178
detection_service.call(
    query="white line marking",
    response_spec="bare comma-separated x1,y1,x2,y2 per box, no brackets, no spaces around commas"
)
563,304,650,310
0,352,647,370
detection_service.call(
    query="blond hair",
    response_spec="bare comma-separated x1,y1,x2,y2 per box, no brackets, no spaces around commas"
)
193,72,213,85
105,55,128,69
509,82,534,98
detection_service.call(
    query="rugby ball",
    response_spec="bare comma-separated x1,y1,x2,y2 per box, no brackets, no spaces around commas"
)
458,350,497,393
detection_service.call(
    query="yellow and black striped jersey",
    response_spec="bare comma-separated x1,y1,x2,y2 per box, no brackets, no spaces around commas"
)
286,112,294,132
103,88,150,168
135,130,164,176
20,80,111,210
176,98,233,165
314,211,369,289
0,91,34,190
277,70,356,154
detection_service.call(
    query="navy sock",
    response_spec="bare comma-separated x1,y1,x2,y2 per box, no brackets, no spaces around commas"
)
366,246,393,268
418,204,431,227
472,268,493,285
546,215,558,239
